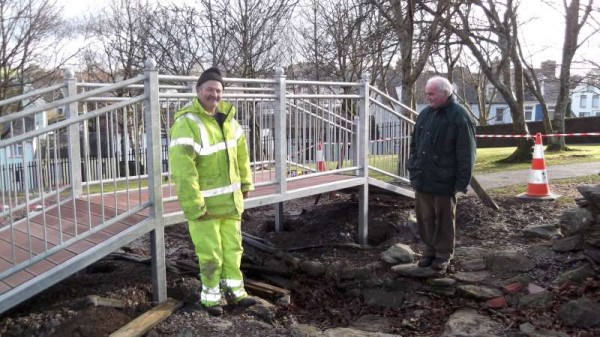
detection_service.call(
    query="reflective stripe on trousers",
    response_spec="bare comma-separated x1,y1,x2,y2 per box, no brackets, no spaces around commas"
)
201,285,221,303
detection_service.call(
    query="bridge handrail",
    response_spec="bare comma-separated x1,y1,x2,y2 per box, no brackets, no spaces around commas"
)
368,84,419,118
158,74,277,85
0,83,66,109
0,75,146,125
369,98,416,125
159,92,277,99
286,100,354,134
80,83,277,93
287,80,361,87
0,95,146,148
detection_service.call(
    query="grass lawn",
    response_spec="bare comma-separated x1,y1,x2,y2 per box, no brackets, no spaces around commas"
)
474,144,600,174
487,174,600,204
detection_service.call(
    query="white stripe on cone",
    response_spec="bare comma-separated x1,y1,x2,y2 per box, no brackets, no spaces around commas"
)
533,145,544,159
528,169,548,184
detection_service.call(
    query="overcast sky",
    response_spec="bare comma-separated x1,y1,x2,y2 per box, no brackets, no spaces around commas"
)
59,0,599,75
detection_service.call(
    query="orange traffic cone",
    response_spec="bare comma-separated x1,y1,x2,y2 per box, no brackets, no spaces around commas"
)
517,133,559,200
316,141,327,171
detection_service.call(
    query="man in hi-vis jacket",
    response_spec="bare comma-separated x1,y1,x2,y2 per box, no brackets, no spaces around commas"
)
169,67,256,316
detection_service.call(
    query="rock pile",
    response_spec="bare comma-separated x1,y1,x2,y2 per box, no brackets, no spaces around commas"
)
553,184,600,329
248,184,600,336
557,184,600,265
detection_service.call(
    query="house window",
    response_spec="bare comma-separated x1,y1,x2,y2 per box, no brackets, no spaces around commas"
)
580,95,587,108
524,106,534,120
580,111,589,117
7,144,23,158
495,107,504,122
593,95,600,108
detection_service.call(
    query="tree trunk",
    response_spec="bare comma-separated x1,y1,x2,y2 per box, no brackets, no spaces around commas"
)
548,0,592,151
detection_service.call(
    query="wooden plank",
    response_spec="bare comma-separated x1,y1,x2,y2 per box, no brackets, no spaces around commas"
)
25,218,76,243
469,176,500,210
46,249,76,265
0,228,57,255
87,295,126,308
0,239,35,265
3,269,34,288
109,298,183,337
25,259,56,277
245,278,289,299
66,239,95,255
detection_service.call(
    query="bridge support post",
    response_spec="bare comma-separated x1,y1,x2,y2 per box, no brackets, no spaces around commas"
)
357,73,370,245
273,67,287,232
144,58,167,303
64,68,82,198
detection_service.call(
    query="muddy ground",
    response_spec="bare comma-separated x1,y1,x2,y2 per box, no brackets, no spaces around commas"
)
0,180,599,337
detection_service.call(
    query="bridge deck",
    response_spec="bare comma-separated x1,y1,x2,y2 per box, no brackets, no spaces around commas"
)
0,173,358,298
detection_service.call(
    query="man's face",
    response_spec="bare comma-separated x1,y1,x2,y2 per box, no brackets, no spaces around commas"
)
425,82,449,109
197,80,223,113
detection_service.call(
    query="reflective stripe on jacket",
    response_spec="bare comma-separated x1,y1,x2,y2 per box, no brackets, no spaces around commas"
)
168,98,254,220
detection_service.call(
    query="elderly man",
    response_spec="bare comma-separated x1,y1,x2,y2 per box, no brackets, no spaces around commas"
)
407,76,476,272
169,67,256,316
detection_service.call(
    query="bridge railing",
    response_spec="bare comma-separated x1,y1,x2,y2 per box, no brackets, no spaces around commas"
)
0,65,161,284
368,84,418,185
146,73,364,202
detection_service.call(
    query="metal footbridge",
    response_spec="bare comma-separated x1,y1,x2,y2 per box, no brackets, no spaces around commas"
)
0,60,416,314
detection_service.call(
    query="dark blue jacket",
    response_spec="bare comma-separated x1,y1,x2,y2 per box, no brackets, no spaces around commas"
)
407,96,476,195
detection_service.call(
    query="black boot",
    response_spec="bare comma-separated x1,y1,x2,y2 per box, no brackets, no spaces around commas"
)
205,305,223,316
235,296,257,308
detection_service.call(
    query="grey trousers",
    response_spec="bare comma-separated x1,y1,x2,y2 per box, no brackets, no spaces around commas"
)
415,191,457,260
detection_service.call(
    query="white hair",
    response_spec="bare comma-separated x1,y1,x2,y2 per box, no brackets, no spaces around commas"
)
426,76,453,96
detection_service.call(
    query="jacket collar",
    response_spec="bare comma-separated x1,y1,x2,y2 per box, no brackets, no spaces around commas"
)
186,97,236,121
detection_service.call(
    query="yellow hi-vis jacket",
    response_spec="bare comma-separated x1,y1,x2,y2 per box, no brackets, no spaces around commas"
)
168,97,254,220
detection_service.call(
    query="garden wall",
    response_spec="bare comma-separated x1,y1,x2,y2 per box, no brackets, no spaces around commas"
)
476,116,600,148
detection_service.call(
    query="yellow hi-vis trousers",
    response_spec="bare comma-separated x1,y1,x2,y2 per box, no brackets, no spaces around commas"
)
188,216,248,307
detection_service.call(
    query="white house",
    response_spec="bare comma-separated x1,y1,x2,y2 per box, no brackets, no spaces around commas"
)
571,84,600,118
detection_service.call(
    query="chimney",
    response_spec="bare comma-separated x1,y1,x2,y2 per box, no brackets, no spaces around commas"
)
540,60,557,79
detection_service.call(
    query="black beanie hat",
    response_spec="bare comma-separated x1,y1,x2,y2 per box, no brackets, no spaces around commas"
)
196,67,224,88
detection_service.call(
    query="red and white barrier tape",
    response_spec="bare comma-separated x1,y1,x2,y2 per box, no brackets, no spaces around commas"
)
476,132,600,138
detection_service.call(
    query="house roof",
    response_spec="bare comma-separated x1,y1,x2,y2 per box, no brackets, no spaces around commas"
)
386,60,563,106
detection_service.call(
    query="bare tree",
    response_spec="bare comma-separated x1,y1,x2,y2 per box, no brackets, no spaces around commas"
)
548,0,596,151
199,0,234,69
0,0,73,119
200,0,298,77
368,0,451,111
82,0,154,83
145,3,208,75
427,0,533,162
518,52,555,133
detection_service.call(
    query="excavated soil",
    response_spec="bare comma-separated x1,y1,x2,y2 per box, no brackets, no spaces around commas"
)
1,180,599,337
